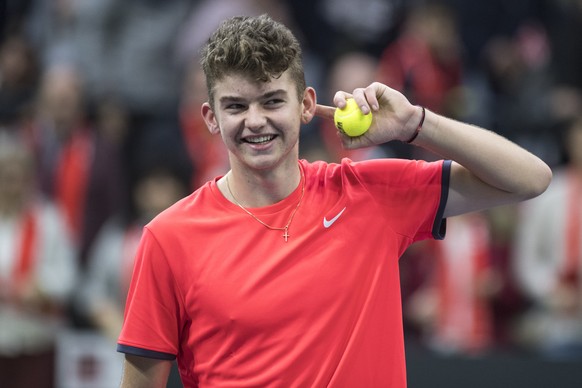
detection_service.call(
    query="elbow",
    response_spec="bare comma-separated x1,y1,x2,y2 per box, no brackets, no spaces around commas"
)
522,162,553,200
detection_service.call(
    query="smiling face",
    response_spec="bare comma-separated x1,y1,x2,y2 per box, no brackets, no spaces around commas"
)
202,71,315,174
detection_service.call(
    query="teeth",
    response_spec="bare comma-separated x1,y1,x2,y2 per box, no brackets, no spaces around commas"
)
246,135,274,143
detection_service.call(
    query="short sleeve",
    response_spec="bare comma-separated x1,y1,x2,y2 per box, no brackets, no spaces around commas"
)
345,158,450,242
117,227,183,360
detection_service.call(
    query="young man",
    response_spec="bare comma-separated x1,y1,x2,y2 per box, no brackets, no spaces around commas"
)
117,14,552,387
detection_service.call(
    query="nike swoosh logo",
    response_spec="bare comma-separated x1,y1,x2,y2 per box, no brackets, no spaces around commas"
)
323,207,346,228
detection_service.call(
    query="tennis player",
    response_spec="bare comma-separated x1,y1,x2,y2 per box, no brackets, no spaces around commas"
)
117,14,551,387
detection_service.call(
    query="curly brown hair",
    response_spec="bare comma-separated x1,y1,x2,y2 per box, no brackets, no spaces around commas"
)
200,14,306,108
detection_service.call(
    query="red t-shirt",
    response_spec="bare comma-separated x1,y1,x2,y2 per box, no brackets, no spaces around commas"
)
118,158,450,387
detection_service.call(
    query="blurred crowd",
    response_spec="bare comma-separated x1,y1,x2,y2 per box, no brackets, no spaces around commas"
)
1,0,582,386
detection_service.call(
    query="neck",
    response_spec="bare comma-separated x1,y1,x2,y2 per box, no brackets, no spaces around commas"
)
224,161,303,208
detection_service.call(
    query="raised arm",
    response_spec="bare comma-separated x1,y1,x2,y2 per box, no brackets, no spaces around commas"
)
315,82,552,217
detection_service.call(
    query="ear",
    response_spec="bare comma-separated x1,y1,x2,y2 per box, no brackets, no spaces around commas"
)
201,102,220,135
300,87,317,124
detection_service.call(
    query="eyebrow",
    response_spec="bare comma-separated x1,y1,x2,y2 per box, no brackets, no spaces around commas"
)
218,89,288,104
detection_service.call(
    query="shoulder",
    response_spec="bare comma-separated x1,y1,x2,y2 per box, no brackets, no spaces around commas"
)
300,157,437,175
303,157,445,184
300,158,446,202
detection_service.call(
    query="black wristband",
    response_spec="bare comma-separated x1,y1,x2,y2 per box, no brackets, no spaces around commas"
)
405,106,425,144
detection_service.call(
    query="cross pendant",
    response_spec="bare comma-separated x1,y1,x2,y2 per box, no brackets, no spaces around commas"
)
283,227,290,242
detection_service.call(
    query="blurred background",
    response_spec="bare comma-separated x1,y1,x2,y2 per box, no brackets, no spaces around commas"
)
0,0,581,387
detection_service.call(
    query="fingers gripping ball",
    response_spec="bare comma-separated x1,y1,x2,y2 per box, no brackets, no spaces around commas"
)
333,98,373,137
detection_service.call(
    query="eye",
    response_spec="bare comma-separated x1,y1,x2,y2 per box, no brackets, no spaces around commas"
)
225,103,245,111
265,98,284,107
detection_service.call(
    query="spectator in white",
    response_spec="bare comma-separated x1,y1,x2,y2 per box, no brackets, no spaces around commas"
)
0,130,78,387
513,115,582,358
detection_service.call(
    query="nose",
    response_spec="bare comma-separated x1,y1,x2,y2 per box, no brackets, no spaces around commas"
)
245,104,267,131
